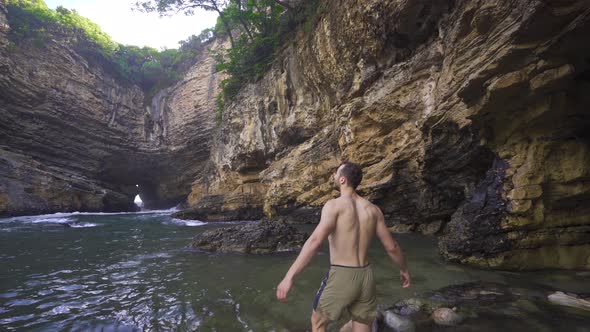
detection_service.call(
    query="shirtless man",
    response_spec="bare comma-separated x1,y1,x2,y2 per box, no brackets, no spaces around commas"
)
276,162,411,332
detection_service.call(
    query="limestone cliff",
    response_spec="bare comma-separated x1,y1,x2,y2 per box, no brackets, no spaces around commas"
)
0,2,223,215
0,6,143,214
181,0,590,270
137,41,224,209
1,0,588,270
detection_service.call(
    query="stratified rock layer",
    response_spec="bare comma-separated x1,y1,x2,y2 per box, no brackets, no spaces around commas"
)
182,0,590,269
1,1,589,270
0,16,145,214
138,41,224,209
0,1,223,215
191,222,307,254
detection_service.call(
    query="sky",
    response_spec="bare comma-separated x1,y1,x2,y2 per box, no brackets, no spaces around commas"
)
45,0,219,49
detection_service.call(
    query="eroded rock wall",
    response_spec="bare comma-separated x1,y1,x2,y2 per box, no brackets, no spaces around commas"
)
185,0,590,269
439,5,590,269
0,3,223,215
137,39,224,209
0,27,146,215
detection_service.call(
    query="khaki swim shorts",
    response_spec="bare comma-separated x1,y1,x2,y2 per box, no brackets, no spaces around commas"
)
313,264,377,325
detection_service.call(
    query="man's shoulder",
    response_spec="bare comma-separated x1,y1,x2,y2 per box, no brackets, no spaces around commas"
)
352,195,375,208
324,197,344,209
322,198,339,211
359,197,383,217
324,198,338,205
329,196,380,211
324,197,350,211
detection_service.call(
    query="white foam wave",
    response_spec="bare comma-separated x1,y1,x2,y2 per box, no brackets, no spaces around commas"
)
184,220,206,226
168,218,206,227
31,217,73,224
0,208,179,223
136,253,172,260
69,223,99,228
3,216,99,228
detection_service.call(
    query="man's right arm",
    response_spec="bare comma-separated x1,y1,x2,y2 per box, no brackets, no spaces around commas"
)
276,200,338,302
375,208,411,288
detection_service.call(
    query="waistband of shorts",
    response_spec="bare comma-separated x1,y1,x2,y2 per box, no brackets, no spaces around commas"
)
329,263,371,269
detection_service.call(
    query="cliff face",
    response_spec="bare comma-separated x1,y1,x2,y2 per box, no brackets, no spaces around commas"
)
184,0,590,269
0,8,143,214
0,2,223,215
137,41,223,209
1,0,589,269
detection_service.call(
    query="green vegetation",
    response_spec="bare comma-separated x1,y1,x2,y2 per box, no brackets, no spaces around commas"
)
6,0,325,113
7,0,116,52
6,0,214,98
135,0,324,117
301,0,327,34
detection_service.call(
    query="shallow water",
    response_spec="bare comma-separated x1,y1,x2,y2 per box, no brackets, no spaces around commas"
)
0,211,588,331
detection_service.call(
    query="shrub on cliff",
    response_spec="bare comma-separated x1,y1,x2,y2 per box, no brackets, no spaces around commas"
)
5,0,209,99
6,0,324,107
134,0,324,116
7,0,116,52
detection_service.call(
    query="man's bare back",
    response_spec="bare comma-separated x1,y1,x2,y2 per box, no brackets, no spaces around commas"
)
276,162,411,332
325,195,378,267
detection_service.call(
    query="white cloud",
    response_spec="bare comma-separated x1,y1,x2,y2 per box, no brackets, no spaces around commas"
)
45,0,218,49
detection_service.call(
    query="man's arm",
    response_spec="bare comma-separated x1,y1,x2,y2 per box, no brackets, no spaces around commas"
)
375,208,411,288
276,200,337,303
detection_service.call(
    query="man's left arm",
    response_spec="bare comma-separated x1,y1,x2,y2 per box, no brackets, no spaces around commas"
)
276,200,337,303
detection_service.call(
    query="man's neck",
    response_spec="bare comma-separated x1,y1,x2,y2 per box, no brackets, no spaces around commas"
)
339,186,356,198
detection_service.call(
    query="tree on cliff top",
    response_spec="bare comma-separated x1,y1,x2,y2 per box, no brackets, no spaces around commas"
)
134,0,298,111
6,0,213,99
7,0,117,53
134,0,237,48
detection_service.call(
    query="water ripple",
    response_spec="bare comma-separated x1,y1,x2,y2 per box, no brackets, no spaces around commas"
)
2,213,587,331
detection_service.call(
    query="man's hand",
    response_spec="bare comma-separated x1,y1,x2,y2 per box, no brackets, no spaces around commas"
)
400,270,411,288
276,277,293,303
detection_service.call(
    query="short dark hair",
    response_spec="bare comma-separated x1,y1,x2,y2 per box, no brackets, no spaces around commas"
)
340,162,363,189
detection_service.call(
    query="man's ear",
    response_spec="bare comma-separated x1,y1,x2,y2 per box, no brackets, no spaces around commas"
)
339,176,346,185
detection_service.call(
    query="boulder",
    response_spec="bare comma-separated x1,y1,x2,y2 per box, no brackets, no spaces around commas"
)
191,222,307,254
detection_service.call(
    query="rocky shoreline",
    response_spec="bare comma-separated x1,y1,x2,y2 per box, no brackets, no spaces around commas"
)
372,281,590,332
186,218,590,331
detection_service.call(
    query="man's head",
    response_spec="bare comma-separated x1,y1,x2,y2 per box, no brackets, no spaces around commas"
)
333,162,363,190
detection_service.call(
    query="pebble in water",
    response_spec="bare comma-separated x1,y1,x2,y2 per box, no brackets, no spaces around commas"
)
383,310,415,332
431,307,464,326
548,291,590,311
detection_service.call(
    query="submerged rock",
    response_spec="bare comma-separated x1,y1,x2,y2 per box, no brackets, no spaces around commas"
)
383,310,415,332
548,291,590,311
431,307,463,326
388,224,416,234
191,222,307,254
173,202,264,222
380,282,590,331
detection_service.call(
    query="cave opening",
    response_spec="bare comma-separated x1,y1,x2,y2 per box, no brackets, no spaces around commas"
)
133,184,144,210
